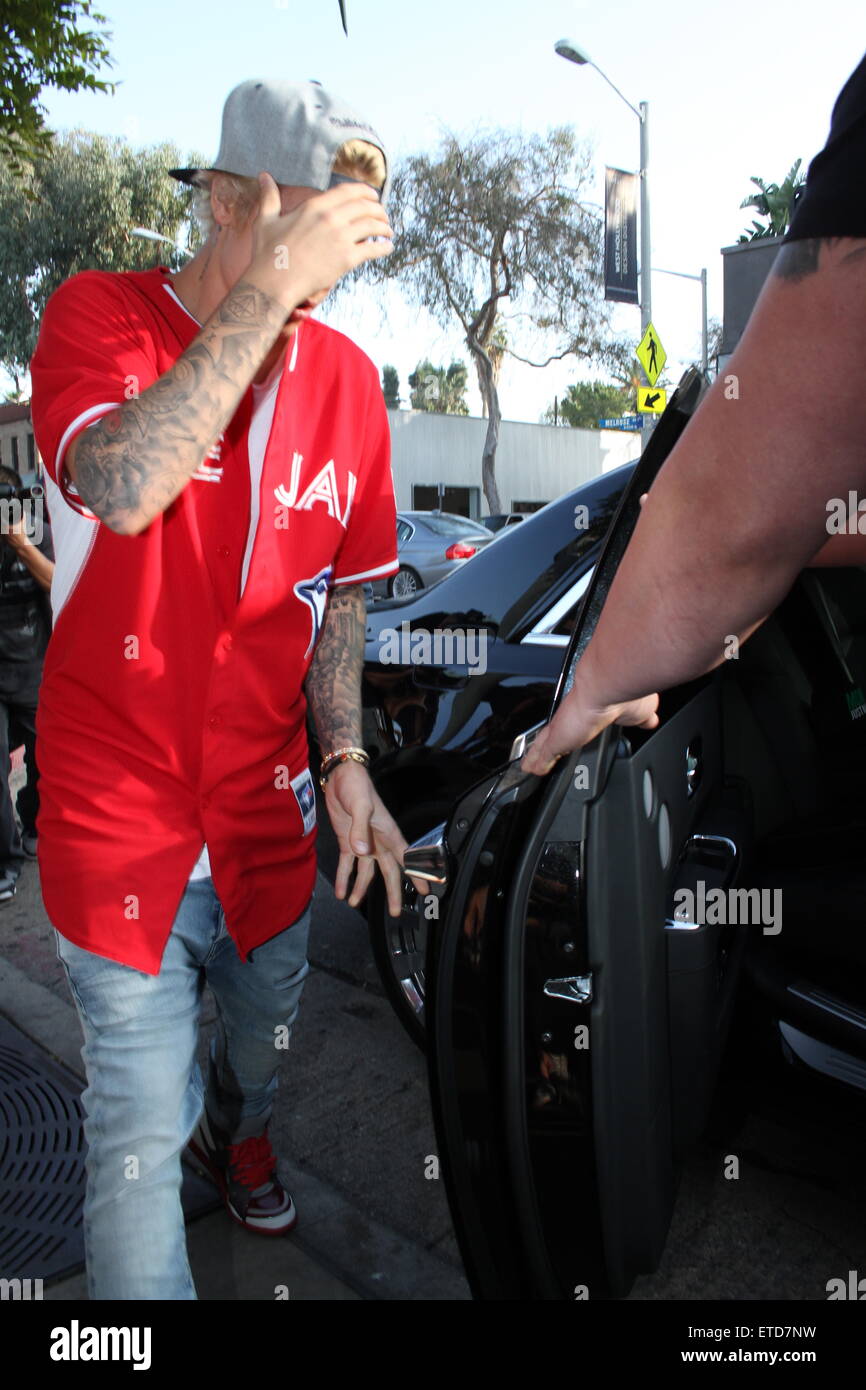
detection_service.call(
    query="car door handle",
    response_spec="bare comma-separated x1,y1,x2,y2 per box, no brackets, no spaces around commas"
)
684,833,738,870
665,833,740,930
508,721,547,762
403,821,448,896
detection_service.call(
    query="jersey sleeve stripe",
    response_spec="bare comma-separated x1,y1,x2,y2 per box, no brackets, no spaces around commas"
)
53,402,122,520
55,401,122,478
332,557,400,585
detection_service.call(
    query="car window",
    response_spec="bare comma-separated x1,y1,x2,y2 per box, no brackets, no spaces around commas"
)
552,570,594,634
396,519,413,544
522,567,596,645
417,514,489,538
374,464,635,637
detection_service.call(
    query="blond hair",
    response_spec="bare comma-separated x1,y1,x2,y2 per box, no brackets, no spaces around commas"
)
193,139,386,238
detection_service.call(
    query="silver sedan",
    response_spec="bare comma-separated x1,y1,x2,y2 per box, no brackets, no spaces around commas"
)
372,511,495,598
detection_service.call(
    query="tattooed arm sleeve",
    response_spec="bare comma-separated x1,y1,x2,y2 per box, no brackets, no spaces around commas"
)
304,585,366,753
67,280,288,535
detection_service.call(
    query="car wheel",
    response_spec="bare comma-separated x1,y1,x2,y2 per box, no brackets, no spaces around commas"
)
389,566,421,598
367,801,452,1050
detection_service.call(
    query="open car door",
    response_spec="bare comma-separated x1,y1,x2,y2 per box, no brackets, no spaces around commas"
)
414,368,755,1299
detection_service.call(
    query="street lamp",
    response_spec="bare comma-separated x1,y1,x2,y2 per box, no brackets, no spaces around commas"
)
555,39,652,445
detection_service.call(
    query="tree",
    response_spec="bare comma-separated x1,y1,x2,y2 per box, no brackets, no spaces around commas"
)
0,1,115,173
738,161,805,242
543,379,634,429
706,316,723,373
0,129,203,390
366,127,614,512
408,358,469,415
477,316,507,419
382,363,401,408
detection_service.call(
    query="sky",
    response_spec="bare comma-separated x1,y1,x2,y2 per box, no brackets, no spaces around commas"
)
37,0,866,423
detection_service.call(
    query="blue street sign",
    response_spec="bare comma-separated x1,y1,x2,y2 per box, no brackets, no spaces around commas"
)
598,415,643,430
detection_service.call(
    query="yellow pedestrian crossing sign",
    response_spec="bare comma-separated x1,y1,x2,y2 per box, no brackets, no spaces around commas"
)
636,322,666,386
638,386,666,414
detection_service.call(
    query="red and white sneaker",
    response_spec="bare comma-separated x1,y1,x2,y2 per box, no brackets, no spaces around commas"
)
187,1112,298,1236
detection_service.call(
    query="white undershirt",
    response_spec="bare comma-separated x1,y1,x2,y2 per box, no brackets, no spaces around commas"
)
188,348,289,882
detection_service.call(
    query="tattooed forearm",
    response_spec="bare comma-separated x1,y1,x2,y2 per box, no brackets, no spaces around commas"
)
305,585,366,753
70,280,288,534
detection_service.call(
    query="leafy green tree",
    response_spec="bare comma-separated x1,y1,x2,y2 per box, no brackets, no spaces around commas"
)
0,1,115,172
365,127,614,512
382,363,400,408
0,130,203,390
408,359,469,415
543,379,634,429
738,161,805,241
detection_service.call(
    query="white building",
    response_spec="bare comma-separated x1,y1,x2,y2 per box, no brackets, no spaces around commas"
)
0,404,38,482
387,408,638,517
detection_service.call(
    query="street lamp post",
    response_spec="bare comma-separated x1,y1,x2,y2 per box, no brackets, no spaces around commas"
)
555,39,652,448
653,266,709,377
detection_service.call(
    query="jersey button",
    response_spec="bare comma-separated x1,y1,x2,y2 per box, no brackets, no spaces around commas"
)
207,713,222,729
222,636,233,652
217,545,230,558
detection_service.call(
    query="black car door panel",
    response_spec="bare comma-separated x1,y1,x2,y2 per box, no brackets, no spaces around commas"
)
426,369,756,1299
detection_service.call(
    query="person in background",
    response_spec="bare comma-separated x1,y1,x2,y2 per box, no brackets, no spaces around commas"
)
0,463,53,902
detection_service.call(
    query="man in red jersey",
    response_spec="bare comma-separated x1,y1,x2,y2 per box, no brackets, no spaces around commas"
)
30,79,414,1299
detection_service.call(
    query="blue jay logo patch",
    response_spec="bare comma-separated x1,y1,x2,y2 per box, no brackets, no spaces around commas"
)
294,565,333,657
290,768,317,835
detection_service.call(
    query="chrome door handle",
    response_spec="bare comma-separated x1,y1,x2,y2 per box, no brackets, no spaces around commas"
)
403,822,448,897
508,721,546,763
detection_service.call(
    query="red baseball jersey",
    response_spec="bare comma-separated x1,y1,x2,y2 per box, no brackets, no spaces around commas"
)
29,266,398,974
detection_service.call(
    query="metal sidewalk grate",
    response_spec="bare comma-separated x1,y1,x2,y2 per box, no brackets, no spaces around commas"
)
0,1014,220,1284
0,1016,86,1281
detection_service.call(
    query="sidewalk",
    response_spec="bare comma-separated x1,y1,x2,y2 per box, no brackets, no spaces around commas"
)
0,859,468,1301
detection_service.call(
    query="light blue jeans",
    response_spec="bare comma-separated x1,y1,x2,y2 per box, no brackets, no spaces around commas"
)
53,875,312,1301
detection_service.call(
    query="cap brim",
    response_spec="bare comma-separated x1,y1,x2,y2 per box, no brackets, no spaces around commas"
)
168,168,204,186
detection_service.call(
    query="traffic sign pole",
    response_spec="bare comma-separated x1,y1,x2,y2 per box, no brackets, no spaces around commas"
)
639,100,652,453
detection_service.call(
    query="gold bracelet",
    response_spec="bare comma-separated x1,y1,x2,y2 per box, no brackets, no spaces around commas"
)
319,746,370,789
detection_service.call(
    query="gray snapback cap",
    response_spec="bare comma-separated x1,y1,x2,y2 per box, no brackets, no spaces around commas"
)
169,79,389,201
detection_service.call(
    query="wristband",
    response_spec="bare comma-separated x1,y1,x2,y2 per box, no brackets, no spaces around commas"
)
319,746,370,789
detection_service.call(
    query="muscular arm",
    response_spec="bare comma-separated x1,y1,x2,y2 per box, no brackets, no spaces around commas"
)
525,236,866,769
571,236,866,704
808,533,866,566
304,584,366,751
67,280,287,535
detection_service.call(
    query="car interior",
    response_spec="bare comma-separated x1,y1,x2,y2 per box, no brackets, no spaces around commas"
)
721,564,866,1059
572,562,866,1295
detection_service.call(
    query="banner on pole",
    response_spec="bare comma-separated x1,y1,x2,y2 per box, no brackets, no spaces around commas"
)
604,167,639,305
